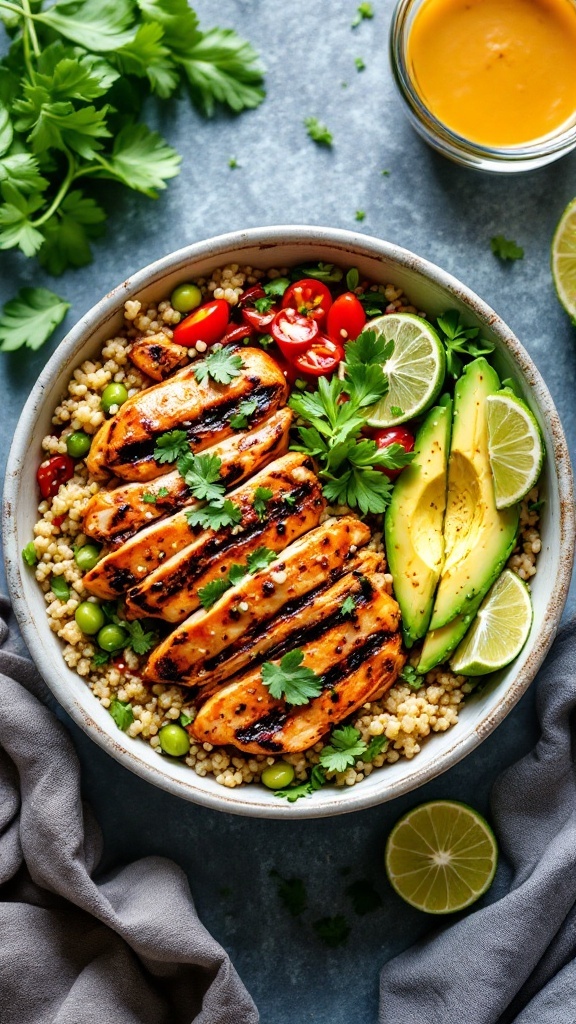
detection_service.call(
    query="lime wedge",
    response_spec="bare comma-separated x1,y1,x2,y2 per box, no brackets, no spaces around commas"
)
551,197,576,320
449,569,532,676
486,391,544,509
385,800,498,914
365,313,446,427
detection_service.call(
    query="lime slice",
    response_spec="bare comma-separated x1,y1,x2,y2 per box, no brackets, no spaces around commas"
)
486,391,544,509
551,197,576,320
365,313,446,427
385,800,498,914
449,569,532,676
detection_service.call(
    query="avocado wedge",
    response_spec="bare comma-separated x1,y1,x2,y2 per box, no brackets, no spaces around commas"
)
427,357,519,633
385,399,452,647
418,595,483,675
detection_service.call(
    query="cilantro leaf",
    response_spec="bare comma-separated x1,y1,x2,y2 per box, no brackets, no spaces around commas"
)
270,871,308,916
229,397,257,429
114,23,179,99
95,123,181,198
254,295,274,314
340,595,357,617
39,190,106,275
227,563,248,587
22,541,38,566
142,492,157,503
179,711,194,727
355,209,366,222
363,735,388,762
253,486,273,520
177,451,225,503
304,117,333,147
194,348,243,385
400,664,425,690
198,576,231,609
290,262,343,283
153,429,189,464
246,546,277,574
92,649,111,667
0,288,70,352
109,698,134,731
491,235,524,262
346,267,360,290
345,329,393,367
313,916,350,948
122,618,158,655
186,499,242,530
261,649,323,706
372,441,415,471
322,462,393,515
436,310,494,380
0,183,44,256
273,765,325,802
51,576,70,601
345,879,382,915
0,153,49,195
352,2,374,26
38,0,137,52
355,57,366,71
0,102,12,155
263,276,290,297
177,27,265,117
319,725,367,773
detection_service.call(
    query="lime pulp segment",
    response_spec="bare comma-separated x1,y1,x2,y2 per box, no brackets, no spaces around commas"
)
449,568,533,675
365,313,446,428
385,800,498,914
551,196,576,319
487,392,544,509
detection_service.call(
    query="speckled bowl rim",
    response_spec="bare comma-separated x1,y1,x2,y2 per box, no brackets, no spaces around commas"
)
3,225,575,818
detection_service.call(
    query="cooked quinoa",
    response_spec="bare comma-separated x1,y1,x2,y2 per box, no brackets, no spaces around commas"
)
30,263,542,791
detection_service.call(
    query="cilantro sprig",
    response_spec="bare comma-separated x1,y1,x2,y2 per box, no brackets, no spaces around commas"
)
197,546,277,609
229,397,257,429
177,451,225,503
0,288,70,352
194,347,243,385
253,486,273,520
491,235,524,262
186,499,242,531
304,117,333,147
153,429,189,464
436,310,495,380
319,725,367,773
261,649,323,706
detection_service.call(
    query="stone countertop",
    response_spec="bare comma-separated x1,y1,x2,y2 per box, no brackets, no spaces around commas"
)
1,2,575,1021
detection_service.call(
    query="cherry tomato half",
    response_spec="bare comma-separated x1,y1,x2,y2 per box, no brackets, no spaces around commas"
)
372,426,415,480
221,323,253,345
173,298,230,348
271,308,319,356
282,278,333,323
238,285,266,307
242,305,278,333
37,454,75,499
293,336,344,377
326,292,367,343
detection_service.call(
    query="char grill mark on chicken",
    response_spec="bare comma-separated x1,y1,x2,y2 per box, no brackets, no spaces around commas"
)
124,453,325,623
85,347,289,482
82,408,292,547
144,518,375,686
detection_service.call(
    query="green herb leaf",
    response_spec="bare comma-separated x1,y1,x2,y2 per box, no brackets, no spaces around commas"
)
114,22,179,98
304,117,333,147
291,262,343,284
261,649,323,706
153,429,189,464
352,1,374,25
229,397,257,429
490,235,524,262
436,309,495,380
178,27,265,117
109,698,134,731
273,764,325,801
177,451,225,503
355,209,366,222
194,347,243,385
179,711,194,727
92,649,111,667
51,576,70,601
313,915,350,948
142,492,157,503
246,546,277,574
95,122,181,198
186,499,242,530
227,563,248,587
253,486,273,520
198,577,231,609
400,664,425,690
283,494,296,508
355,57,366,71
340,595,357,617
38,190,106,275
372,441,415,471
390,405,403,416
228,156,238,168
270,871,308,916
22,541,38,566
263,276,290,297
345,878,382,915
38,0,137,51
0,288,70,352
363,735,388,762
122,618,158,655
346,267,360,290
0,183,45,256
254,295,274,314
319,725,367,773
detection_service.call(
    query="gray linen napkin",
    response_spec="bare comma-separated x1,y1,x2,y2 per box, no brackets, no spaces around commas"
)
379,620,576,1024
0,598,259,1024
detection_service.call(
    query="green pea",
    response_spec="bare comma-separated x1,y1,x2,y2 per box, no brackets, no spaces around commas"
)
66,431,92,459
75,601,105,636
97,623,128,652
158,723,191,757
74,544,101,571
171,283,202,314
261,761,295,790
101,383,128,414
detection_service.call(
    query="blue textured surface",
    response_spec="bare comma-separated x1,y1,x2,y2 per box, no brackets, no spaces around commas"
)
1,2,575,1021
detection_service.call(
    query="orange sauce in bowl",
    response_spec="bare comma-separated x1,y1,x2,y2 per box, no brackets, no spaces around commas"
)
407,0,576,146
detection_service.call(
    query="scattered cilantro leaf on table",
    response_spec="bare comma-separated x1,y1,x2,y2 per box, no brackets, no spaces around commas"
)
153,429,189,464
319,725,367,773
270,871,308,916
355,209,366,222
355,57,365,71
345,878,383,915
491,235,524,261
261,650,323,706
0,288,70,352
194,348,243,385
109,699,134,731
228,156,239,169
186,499,242,531
352,2,374,26
313,915,350,948
304,117,333,147
253,486,273,520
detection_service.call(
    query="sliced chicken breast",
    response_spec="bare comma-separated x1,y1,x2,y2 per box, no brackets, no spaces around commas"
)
82,408,292,547
144,517,375,685
190,581,404,754
129,334,189,381
86,347,288,482
125,453,325,622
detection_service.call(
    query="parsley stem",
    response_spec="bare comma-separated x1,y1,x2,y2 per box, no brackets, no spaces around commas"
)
21,0,40,57
31,152,76,227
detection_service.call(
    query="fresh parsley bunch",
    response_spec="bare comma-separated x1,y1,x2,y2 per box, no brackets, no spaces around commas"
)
0,0,265,351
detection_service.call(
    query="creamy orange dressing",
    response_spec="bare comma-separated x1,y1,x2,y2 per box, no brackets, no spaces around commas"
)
407,0,576,146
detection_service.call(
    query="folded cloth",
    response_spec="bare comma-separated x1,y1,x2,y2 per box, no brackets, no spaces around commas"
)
0,598,259,1024
379,620,576,1024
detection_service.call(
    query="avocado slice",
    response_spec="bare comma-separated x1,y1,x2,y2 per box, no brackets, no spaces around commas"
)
418,595,483,675
385,399,452,647
427,357,519,633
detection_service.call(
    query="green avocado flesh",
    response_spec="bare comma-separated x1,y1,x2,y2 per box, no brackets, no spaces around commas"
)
385,400,452,647
427,357,519,634
417,595,483,675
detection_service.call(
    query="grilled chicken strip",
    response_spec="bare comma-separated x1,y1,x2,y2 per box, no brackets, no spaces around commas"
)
84,446,312,599
86,347,288,482
190,579,404,754
144,517,375,685
82,409,292,548
129,334,189,381
125,453,325,622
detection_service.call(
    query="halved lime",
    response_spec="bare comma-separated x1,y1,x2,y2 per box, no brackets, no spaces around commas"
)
385,800,498,914
486,392,544,509
450,569,532,676
551,197,576,320
365,313,446,427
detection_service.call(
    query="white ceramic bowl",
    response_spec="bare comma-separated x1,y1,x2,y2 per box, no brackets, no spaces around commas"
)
4,227,574,818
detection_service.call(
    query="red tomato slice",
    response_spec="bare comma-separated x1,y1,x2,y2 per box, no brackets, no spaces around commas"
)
242,305,278,332
372,426,415,480
221,323,253,345
37,454,75,499
271,308,319,356
326,292,367,343
173,298,230,348
282,278,333,323
293,336,344,377
238,285,265,307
